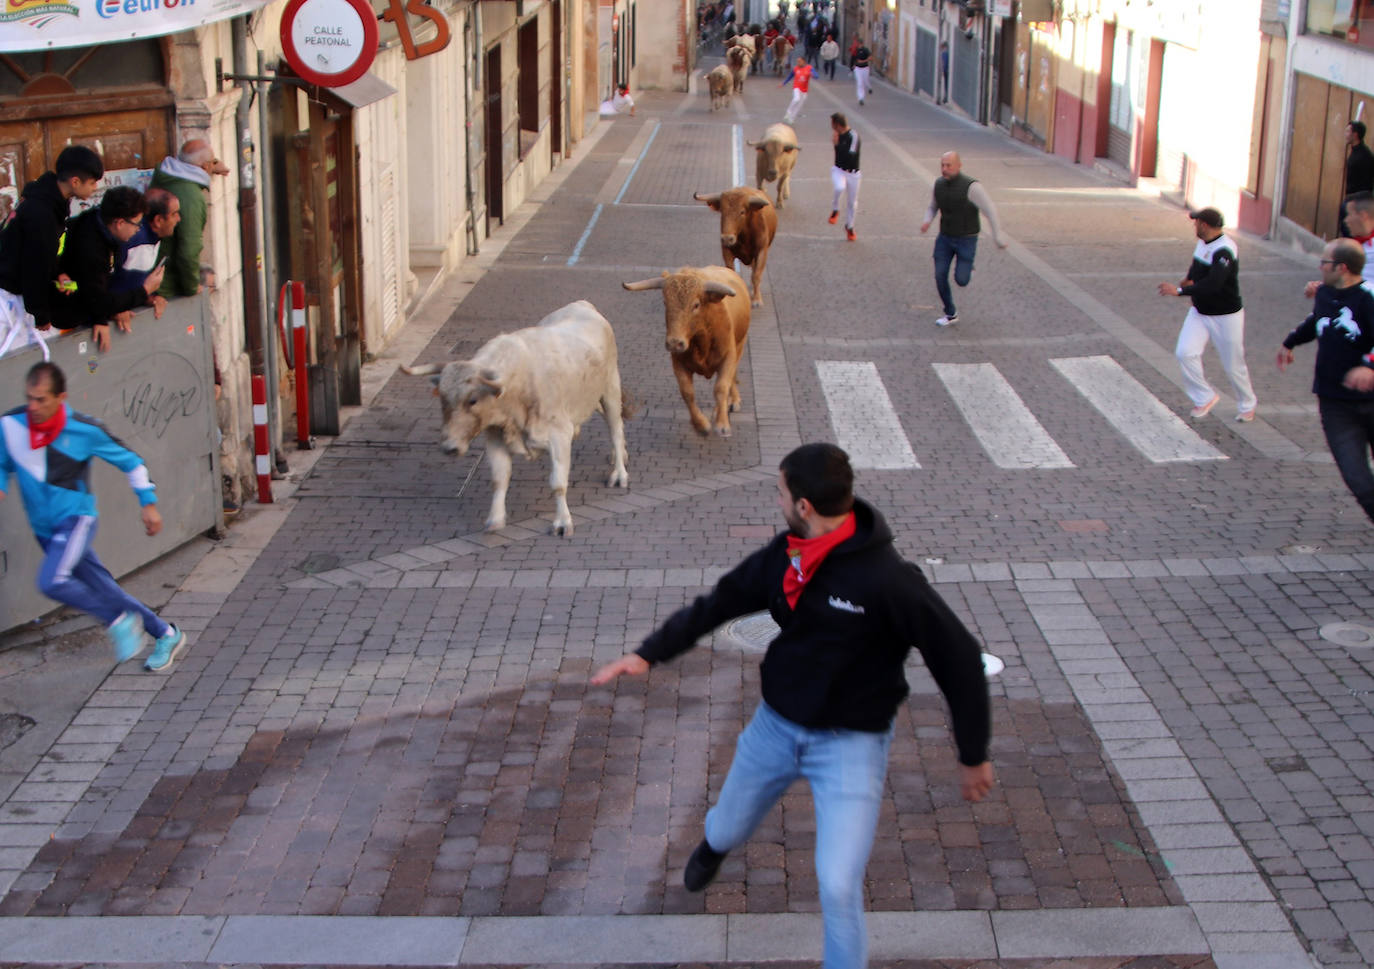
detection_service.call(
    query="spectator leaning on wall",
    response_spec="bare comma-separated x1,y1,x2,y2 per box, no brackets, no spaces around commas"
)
150,139,229,298
0,145,103,359
51,187,166,353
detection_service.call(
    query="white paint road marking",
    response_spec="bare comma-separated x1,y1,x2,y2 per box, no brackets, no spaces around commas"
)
816,361,920,469
932,362,1075,469
1051,355,1227,463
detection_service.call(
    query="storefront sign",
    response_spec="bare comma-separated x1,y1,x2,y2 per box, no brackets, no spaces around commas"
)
380,0,450,61
280,0,378,88
1,0,271,52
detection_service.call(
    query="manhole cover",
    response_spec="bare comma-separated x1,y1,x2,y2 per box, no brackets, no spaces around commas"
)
0,713,36,751
1320,622,1374,648
722,612,778,651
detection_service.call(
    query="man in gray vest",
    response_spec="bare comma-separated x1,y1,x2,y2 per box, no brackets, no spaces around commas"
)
919,151,1006,327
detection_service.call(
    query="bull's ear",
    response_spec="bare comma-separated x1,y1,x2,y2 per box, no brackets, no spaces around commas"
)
478,369,503,395
747,195,771,210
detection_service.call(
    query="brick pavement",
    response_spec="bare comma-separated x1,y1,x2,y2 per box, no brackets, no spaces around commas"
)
6,66,1374,969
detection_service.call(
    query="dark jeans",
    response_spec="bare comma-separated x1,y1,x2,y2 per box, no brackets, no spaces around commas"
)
933,233,978,317
1319,396,1374,523
823,58,836,79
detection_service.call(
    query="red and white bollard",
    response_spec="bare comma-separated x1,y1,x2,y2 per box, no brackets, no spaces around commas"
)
252,373,273,504
290,281,311,449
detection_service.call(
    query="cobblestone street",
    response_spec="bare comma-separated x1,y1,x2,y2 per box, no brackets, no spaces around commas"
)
3,60,1374,969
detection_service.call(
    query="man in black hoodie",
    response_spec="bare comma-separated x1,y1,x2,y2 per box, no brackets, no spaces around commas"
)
1279,237,1374,523
0,145,103,359
52,186,165,352
592,442,993,969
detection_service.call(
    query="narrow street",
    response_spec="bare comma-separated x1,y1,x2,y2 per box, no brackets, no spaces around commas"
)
1,58,1370,969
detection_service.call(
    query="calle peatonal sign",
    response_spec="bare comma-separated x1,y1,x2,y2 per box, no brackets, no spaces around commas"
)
280,0,378,88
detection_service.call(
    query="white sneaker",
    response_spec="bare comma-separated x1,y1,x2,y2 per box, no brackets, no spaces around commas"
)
935,314,958,327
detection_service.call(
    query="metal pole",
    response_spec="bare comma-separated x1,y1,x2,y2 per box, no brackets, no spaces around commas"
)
257,49,284,471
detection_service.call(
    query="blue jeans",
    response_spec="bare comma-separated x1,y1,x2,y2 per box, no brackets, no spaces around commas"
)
36,515,169,636
704,701,893,969
933,233,978,317
1319,396,1374,523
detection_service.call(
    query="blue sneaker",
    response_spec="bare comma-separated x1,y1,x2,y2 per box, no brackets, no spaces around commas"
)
144,625,186,672
109,612,144,662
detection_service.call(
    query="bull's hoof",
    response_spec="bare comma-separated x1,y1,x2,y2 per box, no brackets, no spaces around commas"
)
607,469,630,488
715,424,733,438
551,521,575,537
485,516,506,531
751,297,763,307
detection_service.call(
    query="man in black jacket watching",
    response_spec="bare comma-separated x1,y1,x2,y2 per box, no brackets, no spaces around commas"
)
53,186,165,352
592,442,994,969
0,145,103,359
1342,121,1374,236
1279,238,1374,523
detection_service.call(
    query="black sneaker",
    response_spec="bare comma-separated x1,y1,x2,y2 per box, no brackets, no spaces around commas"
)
683,839,726,892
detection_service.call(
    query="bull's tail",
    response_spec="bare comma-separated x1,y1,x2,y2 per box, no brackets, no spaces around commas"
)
620,387,638,421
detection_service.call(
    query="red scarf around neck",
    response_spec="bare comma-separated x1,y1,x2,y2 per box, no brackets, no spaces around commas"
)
29,406,66,450
782,511,856,609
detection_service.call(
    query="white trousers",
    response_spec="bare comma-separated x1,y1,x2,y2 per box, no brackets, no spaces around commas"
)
853,65,870,101
1175,306,1257,414
783,87,807,123
830,166,861,228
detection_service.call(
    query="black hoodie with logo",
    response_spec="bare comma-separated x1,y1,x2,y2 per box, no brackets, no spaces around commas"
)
0,172,69,329
635,497,990,765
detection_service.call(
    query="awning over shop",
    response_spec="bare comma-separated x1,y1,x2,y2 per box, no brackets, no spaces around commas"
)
0,0,273,52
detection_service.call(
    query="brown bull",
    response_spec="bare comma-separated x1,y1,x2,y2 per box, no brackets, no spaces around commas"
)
707,64,733,111
726,45,752,93
623,266,751,437
693,186,778,307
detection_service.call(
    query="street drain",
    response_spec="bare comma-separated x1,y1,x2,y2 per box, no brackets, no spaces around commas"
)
1319,622,1374,648
298,553,341,574
721,612,1006,677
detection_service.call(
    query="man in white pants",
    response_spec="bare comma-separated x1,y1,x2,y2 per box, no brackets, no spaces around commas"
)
852,39,871,106
1157,207,1258,422
827,113,861,242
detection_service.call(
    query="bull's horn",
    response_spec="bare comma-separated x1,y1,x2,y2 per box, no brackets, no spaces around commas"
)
747,195,771,210
703,281,738,298
693,191,721,205
622,276,667,291
401,363,444,376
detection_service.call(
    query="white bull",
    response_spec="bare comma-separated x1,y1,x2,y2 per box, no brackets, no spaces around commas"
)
402,300,629,537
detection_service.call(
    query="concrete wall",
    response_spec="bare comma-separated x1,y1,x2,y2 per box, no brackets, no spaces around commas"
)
1,299,220,631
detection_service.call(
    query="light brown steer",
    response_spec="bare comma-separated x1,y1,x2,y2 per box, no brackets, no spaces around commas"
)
693,186,778,307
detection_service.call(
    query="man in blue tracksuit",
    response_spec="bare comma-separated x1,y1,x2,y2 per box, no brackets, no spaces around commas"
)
0,362,185,671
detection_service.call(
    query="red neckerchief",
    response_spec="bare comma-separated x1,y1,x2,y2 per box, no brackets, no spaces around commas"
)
783,511,856,609
29,405,66,450
1356,230,1374,246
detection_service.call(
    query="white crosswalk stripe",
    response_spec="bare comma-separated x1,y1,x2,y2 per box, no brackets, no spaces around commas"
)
932,362,1076,469
816,361,920,469
1051,355,1227,463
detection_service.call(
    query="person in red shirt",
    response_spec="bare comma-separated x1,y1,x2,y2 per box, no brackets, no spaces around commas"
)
781,56,814,125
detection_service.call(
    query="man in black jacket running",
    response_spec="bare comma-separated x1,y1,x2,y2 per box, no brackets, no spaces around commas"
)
592,442,994,969
1279,238,1374,523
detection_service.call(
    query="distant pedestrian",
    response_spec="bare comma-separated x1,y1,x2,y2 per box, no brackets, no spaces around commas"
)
828,112,860,242
819,33,839,79
1157,207,1257,422
919,151,1006,327
852,38,871,105
1343,121,1374,235
0,362,186,671
1278,238,1374,522
781,57,813,124
1308,191,1374,298
592,441,993,969
938,41,950,103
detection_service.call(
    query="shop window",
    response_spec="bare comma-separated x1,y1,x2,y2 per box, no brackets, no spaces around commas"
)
0,41,164,99
1306,0,1374,51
